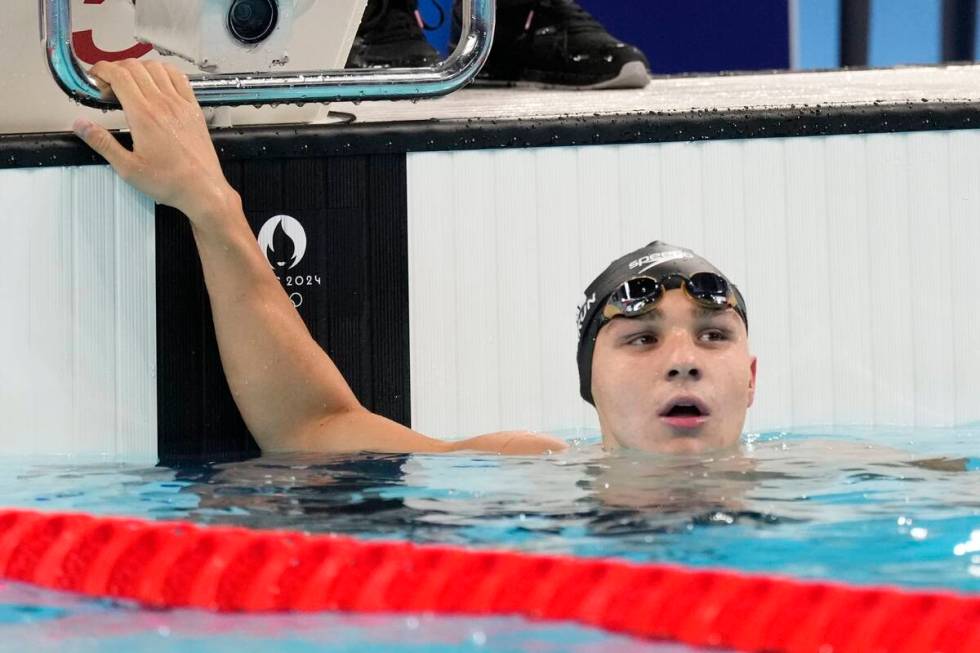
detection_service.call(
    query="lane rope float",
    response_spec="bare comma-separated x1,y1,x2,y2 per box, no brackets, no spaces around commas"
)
0,509,977,652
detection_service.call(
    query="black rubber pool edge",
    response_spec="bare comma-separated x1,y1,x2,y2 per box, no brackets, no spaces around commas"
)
3,100,979,169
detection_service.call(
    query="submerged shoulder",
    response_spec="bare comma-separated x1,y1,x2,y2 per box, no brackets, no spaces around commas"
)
750,437,973,471
750,437,912,462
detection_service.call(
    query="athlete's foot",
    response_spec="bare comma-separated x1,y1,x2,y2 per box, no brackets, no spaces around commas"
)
346,0,443,68
452,0,651,89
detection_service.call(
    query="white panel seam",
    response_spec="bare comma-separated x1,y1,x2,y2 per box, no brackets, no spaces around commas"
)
904,136,918,427
820,138,837,426
782,141,795,427
493,156,503,430
71,170,81,448
114,176,122,456
860,138,876,424
944,132,959,425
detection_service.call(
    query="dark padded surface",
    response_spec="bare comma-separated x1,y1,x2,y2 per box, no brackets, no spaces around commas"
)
155,154,410,462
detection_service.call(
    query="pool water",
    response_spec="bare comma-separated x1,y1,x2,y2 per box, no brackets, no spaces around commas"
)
0,581,690,653
0,427,978,652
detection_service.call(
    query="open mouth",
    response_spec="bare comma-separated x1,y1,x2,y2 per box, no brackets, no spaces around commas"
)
664,404,704,417
659,399,709,429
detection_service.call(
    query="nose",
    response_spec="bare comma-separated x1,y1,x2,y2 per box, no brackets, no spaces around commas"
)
663,331,702,381
667,364,701,380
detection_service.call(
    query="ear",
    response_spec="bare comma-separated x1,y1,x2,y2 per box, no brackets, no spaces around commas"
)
746,356,758,407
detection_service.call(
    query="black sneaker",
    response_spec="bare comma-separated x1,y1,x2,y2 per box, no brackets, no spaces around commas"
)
346,0,443,68
454,0,650,89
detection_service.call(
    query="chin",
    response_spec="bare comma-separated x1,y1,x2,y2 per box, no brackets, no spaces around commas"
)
652,437,715,455
619,431,738,455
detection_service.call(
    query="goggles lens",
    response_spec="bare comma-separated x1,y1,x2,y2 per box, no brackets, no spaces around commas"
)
603,276,663,319
686,272,732,307
602,273,736,322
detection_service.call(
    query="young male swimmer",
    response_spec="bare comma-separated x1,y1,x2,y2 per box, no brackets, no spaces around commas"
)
73,60,755,457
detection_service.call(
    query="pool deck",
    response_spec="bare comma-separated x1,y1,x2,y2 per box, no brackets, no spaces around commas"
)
331,63,980,124
5,63,980,168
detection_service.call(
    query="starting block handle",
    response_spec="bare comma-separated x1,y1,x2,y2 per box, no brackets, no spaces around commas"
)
40,0,495,108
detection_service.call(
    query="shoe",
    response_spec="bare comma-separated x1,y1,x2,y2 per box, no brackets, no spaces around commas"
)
453,0,650,89
346,0,443,68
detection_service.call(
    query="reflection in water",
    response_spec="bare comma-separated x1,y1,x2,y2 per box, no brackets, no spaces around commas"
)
0,431,978,650
100,434,976,590
0,582,686,653
1,432,978,590
166,436,978,542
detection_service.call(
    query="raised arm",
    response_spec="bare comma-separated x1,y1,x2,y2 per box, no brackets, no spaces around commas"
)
74,59,565,456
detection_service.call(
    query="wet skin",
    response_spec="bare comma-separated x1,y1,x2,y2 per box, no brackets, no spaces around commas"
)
590,289,757,455
75,58,755,458
72,59,566,456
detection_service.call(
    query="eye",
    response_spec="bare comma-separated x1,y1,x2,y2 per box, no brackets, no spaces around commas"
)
626,332,658,347
700,329,730,343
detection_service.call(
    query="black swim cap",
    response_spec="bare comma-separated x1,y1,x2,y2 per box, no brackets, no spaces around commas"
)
575,241,748,405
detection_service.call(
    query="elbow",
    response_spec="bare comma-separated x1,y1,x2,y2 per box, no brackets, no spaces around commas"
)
450,432,569,456
253,403,367,454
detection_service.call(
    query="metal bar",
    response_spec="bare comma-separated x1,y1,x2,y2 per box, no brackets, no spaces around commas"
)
942,0,977,62
839,0,870,67
40,0,495,108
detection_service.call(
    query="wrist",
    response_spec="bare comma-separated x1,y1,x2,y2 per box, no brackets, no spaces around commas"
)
185,185,244,235
192,184,242,224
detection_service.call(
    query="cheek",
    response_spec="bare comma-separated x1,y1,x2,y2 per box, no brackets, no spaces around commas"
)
592,347,655,403
718,355,754,403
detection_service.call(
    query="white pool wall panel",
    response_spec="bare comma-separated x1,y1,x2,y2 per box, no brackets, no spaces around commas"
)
407,130,980,439
0,166,156,456
948,135,980,425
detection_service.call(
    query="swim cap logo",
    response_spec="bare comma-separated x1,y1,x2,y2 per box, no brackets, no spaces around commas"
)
258,215,307,271
627,250,691,274
577,293,597,332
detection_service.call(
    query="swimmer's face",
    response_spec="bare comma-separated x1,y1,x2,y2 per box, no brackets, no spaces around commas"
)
590,289,756,454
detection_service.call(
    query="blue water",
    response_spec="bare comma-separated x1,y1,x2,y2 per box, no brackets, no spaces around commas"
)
0,427,978,652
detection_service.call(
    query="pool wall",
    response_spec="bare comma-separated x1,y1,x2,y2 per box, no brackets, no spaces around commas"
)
0,166,157,457
3,81,980,457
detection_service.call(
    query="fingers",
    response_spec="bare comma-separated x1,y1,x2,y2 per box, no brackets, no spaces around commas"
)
96,59,199,109
90,60,149,110
164,65,198,104
117,58,165,102
144,60,179,98
72,118,135,176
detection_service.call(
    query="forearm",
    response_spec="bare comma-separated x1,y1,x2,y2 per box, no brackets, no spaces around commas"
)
189,189,360,450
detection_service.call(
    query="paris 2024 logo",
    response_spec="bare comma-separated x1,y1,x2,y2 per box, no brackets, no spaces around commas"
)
257,214,321,308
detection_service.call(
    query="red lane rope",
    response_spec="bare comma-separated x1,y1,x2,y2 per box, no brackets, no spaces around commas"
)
0,508,977,652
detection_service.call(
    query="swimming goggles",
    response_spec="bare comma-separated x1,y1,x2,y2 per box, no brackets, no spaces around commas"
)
601,272,744,323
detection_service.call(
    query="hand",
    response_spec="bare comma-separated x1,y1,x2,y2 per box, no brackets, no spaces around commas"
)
73,59,237,225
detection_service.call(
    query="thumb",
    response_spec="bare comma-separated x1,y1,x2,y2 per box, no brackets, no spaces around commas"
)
73,118,134,174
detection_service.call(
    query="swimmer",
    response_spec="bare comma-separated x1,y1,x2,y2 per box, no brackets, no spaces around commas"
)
73,60,754,457
576,241,753,455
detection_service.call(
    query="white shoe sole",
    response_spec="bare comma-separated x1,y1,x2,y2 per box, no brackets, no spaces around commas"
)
473,61,651,91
